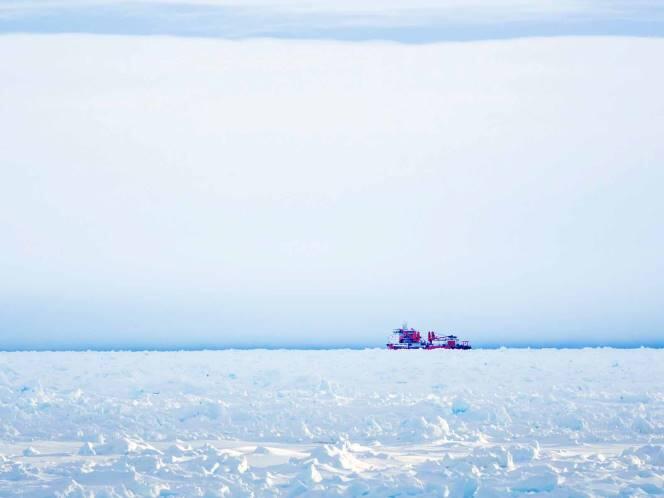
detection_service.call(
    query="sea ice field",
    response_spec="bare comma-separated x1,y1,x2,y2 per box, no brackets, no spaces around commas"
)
0,348,662,497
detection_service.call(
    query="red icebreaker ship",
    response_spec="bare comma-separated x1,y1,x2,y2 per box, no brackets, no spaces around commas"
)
386,325,471,350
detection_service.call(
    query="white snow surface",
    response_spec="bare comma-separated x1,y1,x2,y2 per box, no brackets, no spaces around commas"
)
0,348,662,496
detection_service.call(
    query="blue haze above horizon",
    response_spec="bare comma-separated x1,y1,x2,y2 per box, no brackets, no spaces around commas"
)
2,1,664,42
1,1,664,350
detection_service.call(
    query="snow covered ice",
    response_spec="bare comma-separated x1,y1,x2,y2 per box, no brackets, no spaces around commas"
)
0,348,662,496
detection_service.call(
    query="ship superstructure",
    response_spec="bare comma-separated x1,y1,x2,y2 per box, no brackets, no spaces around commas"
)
387,325,471,350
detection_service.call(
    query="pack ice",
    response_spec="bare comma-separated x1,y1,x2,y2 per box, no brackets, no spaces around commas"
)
0,349,662,496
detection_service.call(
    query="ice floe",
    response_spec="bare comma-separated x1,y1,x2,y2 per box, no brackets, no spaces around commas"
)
0,348,661,496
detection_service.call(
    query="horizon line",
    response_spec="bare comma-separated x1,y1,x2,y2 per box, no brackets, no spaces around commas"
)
1,341,663,353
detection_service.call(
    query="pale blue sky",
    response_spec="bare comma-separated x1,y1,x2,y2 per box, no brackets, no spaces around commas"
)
1,0,664,42
1,2,664,349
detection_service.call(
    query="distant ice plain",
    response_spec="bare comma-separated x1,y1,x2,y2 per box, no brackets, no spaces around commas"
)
0,348,662,496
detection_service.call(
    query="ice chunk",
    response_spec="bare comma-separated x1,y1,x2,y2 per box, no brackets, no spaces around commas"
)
556,414,585,431
470,446,514,470
96,436,162,455
308,441,371,472
164,442,194,457
299,462,323,484
1,462,38,481
78,442,96,456
511,442,540,463
631,445,664,466
22,446,40,457
446,476,479,497
510,466,559,493
126,454,164,472
236,456,249,473
452,398,470,415
55,479,89,498
631,417,655,434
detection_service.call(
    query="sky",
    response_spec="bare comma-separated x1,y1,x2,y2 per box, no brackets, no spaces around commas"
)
1,2,664,349
2,0,664,41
